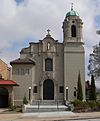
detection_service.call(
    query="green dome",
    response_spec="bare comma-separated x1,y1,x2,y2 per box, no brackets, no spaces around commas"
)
66,9,79,17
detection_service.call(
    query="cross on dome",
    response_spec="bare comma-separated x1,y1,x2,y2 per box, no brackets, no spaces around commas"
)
47,29,50,35
71,3,73,11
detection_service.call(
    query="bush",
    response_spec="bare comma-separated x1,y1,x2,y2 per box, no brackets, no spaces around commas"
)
23,94,28,105
71,100,100,112
8,98,15,111
72,100,86,107
15,105,22,112
71,100,88,109
96,102,100,109
87,101,97,109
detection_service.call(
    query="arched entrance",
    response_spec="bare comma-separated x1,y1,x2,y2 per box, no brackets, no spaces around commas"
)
0,87,9,108
43,79,54,100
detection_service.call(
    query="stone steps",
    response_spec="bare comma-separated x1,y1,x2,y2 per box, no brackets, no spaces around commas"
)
32,100,64,105
23,105,69,113
23,100,70,113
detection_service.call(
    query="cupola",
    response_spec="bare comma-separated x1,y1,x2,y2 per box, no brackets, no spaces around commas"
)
66,4,79,17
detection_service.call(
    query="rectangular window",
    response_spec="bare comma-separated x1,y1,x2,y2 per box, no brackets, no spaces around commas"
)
15,69,19,75
21,69,24,75
33,86,37,93
26,69,30,75
59,86,64,93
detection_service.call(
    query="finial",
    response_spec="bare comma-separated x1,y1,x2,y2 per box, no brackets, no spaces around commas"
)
71,3,73,11
47,29,50,35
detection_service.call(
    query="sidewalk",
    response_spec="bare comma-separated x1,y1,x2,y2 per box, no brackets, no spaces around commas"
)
0,111,100,121
75,112,100,120
21,111,100,120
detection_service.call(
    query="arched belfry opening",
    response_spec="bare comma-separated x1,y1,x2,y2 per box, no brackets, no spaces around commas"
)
43,79,54,100
71,25,76,37
0,87,9,108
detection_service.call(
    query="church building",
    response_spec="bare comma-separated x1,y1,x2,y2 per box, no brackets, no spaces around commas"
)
10,6,85,106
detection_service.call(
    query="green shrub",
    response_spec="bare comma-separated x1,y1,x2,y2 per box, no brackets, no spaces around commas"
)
15,105,22,112
71,100,100,112
71,100,82,107
23,94,28,104
96,101,100,108
71,100,88,109
87,101,97,108
8,98,15,111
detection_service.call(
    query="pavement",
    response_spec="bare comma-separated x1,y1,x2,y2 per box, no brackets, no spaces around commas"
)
0,109,100,121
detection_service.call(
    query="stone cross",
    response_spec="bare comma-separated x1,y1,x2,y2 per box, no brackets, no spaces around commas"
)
47,29,50,35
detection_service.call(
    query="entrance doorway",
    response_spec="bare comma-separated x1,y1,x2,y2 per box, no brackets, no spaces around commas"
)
0,87,9,108
43,79,54,100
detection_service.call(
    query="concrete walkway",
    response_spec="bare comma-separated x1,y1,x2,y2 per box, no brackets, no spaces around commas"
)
22,111,75,119
0,108,9,113
0,110,100,121
21,111,100,120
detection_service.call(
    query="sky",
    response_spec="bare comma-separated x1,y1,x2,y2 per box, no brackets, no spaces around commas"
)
0,0,100,85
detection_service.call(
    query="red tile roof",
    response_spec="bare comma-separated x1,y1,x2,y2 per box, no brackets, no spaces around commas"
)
0,80,19,86
10,58,35,65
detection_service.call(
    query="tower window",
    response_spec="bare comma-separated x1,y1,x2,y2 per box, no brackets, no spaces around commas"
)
45,58,53,71
71,25,76,37
74,91,76,97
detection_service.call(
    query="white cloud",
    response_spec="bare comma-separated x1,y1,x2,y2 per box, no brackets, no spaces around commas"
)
0,0,100,80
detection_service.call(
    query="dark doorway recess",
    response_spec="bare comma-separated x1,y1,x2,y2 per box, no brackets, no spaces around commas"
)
43,79,54,100
0,87,9,108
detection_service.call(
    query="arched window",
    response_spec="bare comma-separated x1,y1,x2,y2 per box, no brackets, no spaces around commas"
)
45,58,53,71
71,25,76,37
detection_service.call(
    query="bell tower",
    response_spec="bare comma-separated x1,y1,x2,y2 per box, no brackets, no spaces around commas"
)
63,5,85,101
62,4,83,43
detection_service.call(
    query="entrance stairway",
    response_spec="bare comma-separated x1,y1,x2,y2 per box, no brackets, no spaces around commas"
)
23,100,71,113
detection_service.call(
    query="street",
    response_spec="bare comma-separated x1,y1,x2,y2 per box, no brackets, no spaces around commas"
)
0,118,100,121
68,119,100,121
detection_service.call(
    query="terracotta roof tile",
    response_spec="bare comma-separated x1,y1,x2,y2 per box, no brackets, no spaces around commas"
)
10,58,35,65
0,80,19,86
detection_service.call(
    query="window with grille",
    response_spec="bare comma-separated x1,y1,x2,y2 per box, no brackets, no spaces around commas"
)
45,58,53,71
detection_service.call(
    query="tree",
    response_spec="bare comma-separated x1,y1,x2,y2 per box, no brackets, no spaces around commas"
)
77,72,83,101
90,75,96,100
88,42,100,79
